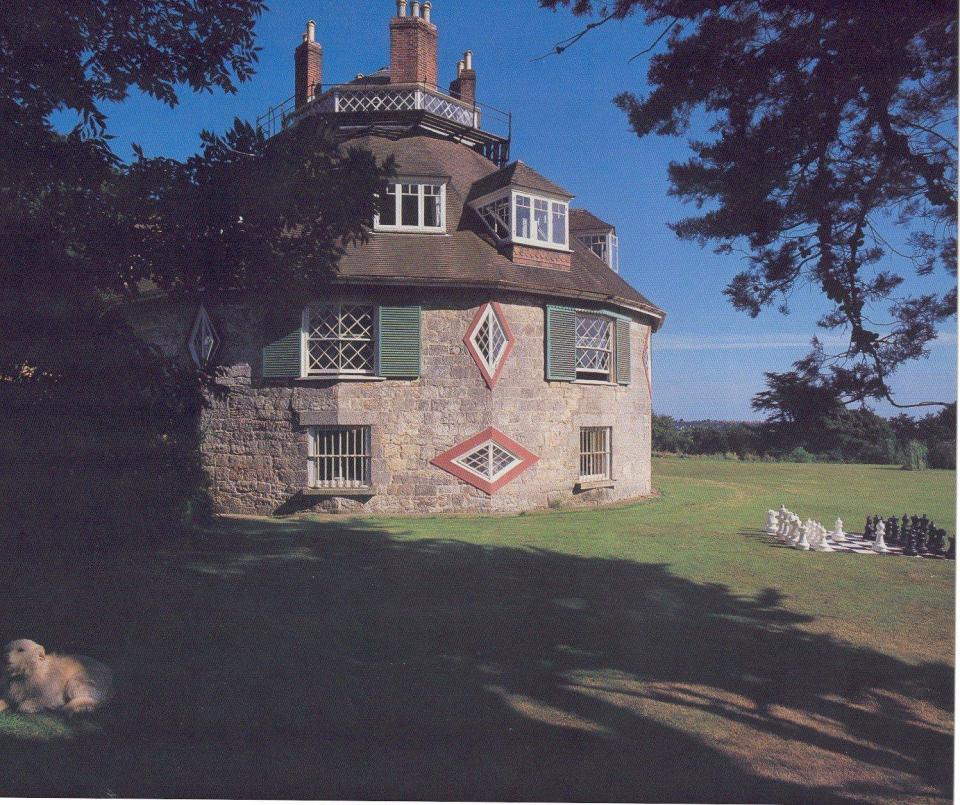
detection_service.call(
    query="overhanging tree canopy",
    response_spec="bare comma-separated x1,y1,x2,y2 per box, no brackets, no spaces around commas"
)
540,0,957,408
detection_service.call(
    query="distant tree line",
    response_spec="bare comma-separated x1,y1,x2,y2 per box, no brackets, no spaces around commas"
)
653,404,956,469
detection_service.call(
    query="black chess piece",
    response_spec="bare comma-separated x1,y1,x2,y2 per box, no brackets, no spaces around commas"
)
904,530,918,556
901,514,910,536
946,535,956,560
887,516,899,545
917,516,931,554
928,528,945,556
864,516,874,540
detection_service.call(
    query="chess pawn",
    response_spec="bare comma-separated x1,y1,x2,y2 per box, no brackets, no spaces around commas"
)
873,521,889,554
832,518,845,540
815,522,835,552
795,520,811,551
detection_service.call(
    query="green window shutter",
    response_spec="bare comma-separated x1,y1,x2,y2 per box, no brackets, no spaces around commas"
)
616,318,631,385
377,306,421,378
262,327,302,379
546,305,576,381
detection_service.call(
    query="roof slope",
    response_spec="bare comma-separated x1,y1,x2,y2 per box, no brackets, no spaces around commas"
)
465,160,574,203
570,208,614,233
336,134,664,326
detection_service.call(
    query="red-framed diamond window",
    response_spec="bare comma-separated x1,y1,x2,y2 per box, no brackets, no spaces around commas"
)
431,427,539,495
463,302,515,389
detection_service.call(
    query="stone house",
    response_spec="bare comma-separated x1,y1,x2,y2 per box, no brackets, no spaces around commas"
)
127,1,666,516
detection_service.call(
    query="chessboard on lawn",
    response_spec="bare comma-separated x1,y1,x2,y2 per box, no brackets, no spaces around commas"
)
765,507,955,557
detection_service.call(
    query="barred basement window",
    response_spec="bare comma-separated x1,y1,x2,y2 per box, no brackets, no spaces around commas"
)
579,427,612,481
305,304,375,376
575,313,613,381
308,426,372,489
452,440,523,483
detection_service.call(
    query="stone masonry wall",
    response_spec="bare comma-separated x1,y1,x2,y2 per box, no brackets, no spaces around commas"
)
125,289,653,516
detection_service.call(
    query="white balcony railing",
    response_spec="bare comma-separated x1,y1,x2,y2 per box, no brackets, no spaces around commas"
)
312,84,480,130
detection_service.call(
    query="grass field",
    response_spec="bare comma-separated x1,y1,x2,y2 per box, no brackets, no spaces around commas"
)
0,457,954,801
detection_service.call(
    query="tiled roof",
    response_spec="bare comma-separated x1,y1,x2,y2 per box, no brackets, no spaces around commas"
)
570,208,614,233
465,160,574,203
335,134,664,327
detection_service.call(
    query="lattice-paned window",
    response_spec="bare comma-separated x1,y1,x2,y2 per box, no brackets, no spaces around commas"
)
452,440,523,483
305,304,375,376
575,313,613,380
376,181,445,232
308,426,372,489
580,427,612,481
473,307,505,369
188,306,221,369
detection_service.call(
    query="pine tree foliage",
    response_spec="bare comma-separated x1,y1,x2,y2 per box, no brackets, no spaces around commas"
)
540,0,957,407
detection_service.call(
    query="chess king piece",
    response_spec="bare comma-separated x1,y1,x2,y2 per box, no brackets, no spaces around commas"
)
815,522,835,552
795,520,812,551
946,535,956,560
872,520,889,553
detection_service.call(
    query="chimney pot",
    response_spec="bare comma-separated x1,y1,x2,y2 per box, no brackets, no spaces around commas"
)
464,49,473,71
411,1,421,18
306,20,316,42
423,1,432,23
457,59,465,76
396,0,407,16
295,20,323,108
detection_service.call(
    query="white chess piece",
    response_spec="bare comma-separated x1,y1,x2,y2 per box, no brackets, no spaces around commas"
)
814,522,835,552
808,522,824,551
777,509,790,539
873,520,889,554
785,516,799,544
766,510,779,535
832,518,845,540
796,520,811,550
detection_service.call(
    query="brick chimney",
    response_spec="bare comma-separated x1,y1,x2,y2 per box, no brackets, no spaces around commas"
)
390,0,438,87
295,20,323,108
449,50,476,105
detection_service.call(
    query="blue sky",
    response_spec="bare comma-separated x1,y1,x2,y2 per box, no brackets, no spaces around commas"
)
69,0,957,420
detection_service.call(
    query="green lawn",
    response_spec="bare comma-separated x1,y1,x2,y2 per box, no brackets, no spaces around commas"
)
0,457,954,801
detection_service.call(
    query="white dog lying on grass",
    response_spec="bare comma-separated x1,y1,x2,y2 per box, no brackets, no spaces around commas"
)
0,639,113,716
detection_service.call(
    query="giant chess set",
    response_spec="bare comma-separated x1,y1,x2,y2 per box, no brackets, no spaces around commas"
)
764,507,955,558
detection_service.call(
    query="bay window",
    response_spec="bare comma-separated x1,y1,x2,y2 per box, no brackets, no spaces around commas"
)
474,190,569,250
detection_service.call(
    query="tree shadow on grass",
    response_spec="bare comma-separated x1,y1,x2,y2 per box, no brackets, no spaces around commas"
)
0,517,952,801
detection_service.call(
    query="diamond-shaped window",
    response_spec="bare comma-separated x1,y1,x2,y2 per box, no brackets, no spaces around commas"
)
464,302,515,389
188,306,221,369
431,427,539,495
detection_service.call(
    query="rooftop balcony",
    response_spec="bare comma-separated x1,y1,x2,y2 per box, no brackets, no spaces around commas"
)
257,81,512,167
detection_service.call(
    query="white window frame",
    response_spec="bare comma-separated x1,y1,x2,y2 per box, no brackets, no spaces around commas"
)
452,440,523,483
576,231,619,272
579,427,613,482
575,312,615,382
302,303,377,378
471,189,569,251
375,179,447,233
469,304,509,376
308,426,372,490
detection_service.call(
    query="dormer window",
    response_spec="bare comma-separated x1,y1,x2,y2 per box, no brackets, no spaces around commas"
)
474,190,569,251
577,232,620,272
376,181,446,232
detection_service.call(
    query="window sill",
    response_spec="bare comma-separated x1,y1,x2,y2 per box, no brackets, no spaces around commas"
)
575,479,615,492
374,228,448,235
573,379,619,387
298,375,386,383
301,487,377,498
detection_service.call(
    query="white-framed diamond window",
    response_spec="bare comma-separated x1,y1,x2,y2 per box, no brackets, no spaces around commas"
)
576,232,620,272
375,180,446,232
188,305,221,369
472,189,569,251
575,312,614,381
452,440,523,483
579,427,612,482
470,305,508,376
303,304,375,376
308,426,372,490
